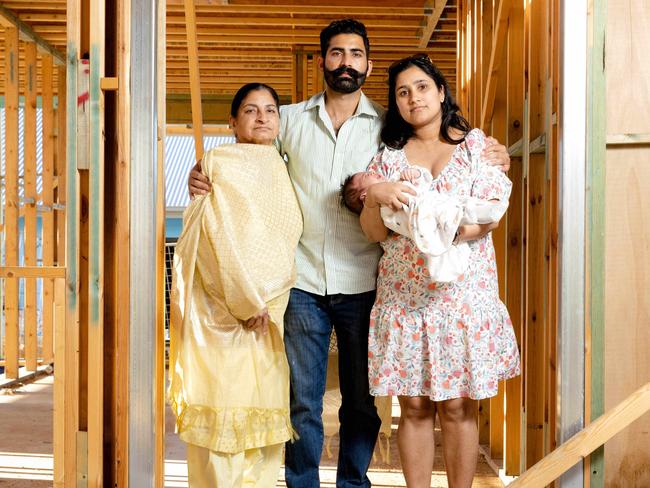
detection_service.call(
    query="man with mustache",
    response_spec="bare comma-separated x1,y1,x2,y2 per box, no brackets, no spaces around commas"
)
188,19,510,488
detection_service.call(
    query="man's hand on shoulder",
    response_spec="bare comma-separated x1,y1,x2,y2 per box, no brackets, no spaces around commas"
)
482,136,510,172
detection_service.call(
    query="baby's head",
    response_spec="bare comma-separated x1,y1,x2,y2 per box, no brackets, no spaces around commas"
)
340,171,385,214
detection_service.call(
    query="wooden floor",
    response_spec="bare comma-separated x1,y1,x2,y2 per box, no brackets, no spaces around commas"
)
0,375,504,488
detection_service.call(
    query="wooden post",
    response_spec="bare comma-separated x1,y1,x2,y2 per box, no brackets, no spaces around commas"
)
525,0,549,467
57,0,82,484
586,0,607,485
505,0,525,475
183,0,204,162
113,0,131,485
489,6,511,457
50,57,66,478
291,51,297,103
24,42,39,372
3,26,20,380
301,52,309,102
42,54,56,365
87,0,107,484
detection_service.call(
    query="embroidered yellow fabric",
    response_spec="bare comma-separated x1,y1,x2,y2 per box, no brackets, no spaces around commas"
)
168,143,303,454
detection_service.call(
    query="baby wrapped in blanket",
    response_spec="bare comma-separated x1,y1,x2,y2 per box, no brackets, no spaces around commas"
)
341,165,509,282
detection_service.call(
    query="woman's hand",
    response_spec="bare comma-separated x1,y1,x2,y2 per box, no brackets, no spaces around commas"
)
365,181,416,212
243,308,269,334
188,161,212,198
482,137,510,172
360,182,416,243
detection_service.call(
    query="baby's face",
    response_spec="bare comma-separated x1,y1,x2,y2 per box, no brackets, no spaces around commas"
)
351,172,385,193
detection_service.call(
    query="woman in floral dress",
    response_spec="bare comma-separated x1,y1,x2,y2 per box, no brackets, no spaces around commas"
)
359,54,520,488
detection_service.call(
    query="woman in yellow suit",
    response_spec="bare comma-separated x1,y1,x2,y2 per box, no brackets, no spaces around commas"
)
168,83,303,487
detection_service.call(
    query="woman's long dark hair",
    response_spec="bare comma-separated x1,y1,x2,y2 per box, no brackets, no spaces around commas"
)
230,82,280,117
381,54,471,149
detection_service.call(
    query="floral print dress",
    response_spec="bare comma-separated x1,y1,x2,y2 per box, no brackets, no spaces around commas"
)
367,128,521,401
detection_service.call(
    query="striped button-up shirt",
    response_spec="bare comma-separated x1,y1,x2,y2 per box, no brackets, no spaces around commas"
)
279,91,385,295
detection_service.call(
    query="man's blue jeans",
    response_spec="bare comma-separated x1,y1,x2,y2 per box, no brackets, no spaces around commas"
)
283,288,381,488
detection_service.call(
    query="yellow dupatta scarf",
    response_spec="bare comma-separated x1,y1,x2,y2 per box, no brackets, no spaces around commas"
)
168,143,303,453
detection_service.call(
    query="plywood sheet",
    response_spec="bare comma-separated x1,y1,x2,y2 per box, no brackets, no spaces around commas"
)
604,146,650,487
606,0,650,134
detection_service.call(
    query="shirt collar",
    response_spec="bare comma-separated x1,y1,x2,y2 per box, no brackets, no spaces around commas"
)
305,90,381,119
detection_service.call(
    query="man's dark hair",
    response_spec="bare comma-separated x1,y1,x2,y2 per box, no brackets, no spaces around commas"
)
320,19,370,58
230,82,280,117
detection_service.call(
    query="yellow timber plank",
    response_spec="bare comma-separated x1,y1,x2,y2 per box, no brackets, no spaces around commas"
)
3,26,20,380
24,41,39,372
183,0,204,162
42,54,55,365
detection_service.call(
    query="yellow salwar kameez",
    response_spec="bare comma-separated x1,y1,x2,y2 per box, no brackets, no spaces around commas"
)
168,144,303,488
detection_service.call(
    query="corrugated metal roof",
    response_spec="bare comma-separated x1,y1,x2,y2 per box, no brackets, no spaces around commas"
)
164,135,235,209
0,107,45,200
1,110,234,210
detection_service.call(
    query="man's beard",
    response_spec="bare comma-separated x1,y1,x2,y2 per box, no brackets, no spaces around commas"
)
324,65,367,94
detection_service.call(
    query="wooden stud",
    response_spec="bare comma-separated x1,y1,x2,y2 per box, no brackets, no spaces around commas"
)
24,42,39,372
480,0,511,130
3,26,20,380
301,52,309,103
489,11,510,458
183,0,205,162
53,276,67,487
528,0,548,140
42,54,56,365
505,2,525,474
52,69,67,485
113,0,131,483
87,1,106,485
56,65,67,269
505,157,525,476
58,0,82,483
586,0,607,484
525,152,547,468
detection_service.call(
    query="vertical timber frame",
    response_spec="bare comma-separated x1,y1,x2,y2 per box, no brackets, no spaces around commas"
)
586,0,607,486
129,0,162,485
60,0,82,485
457,0,563,477
558,0,588,486
88,0,107,483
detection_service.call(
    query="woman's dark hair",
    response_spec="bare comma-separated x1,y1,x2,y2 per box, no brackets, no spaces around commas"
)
230,83,280,117
320,19,370,58
381,54,471,149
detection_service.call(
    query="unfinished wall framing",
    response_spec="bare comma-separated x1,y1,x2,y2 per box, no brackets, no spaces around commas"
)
0,8,67,381
457,0,561,476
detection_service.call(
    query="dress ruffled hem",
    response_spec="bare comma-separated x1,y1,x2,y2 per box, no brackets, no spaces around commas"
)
171,399,295,454
370,363,520,402
368,300,521,401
